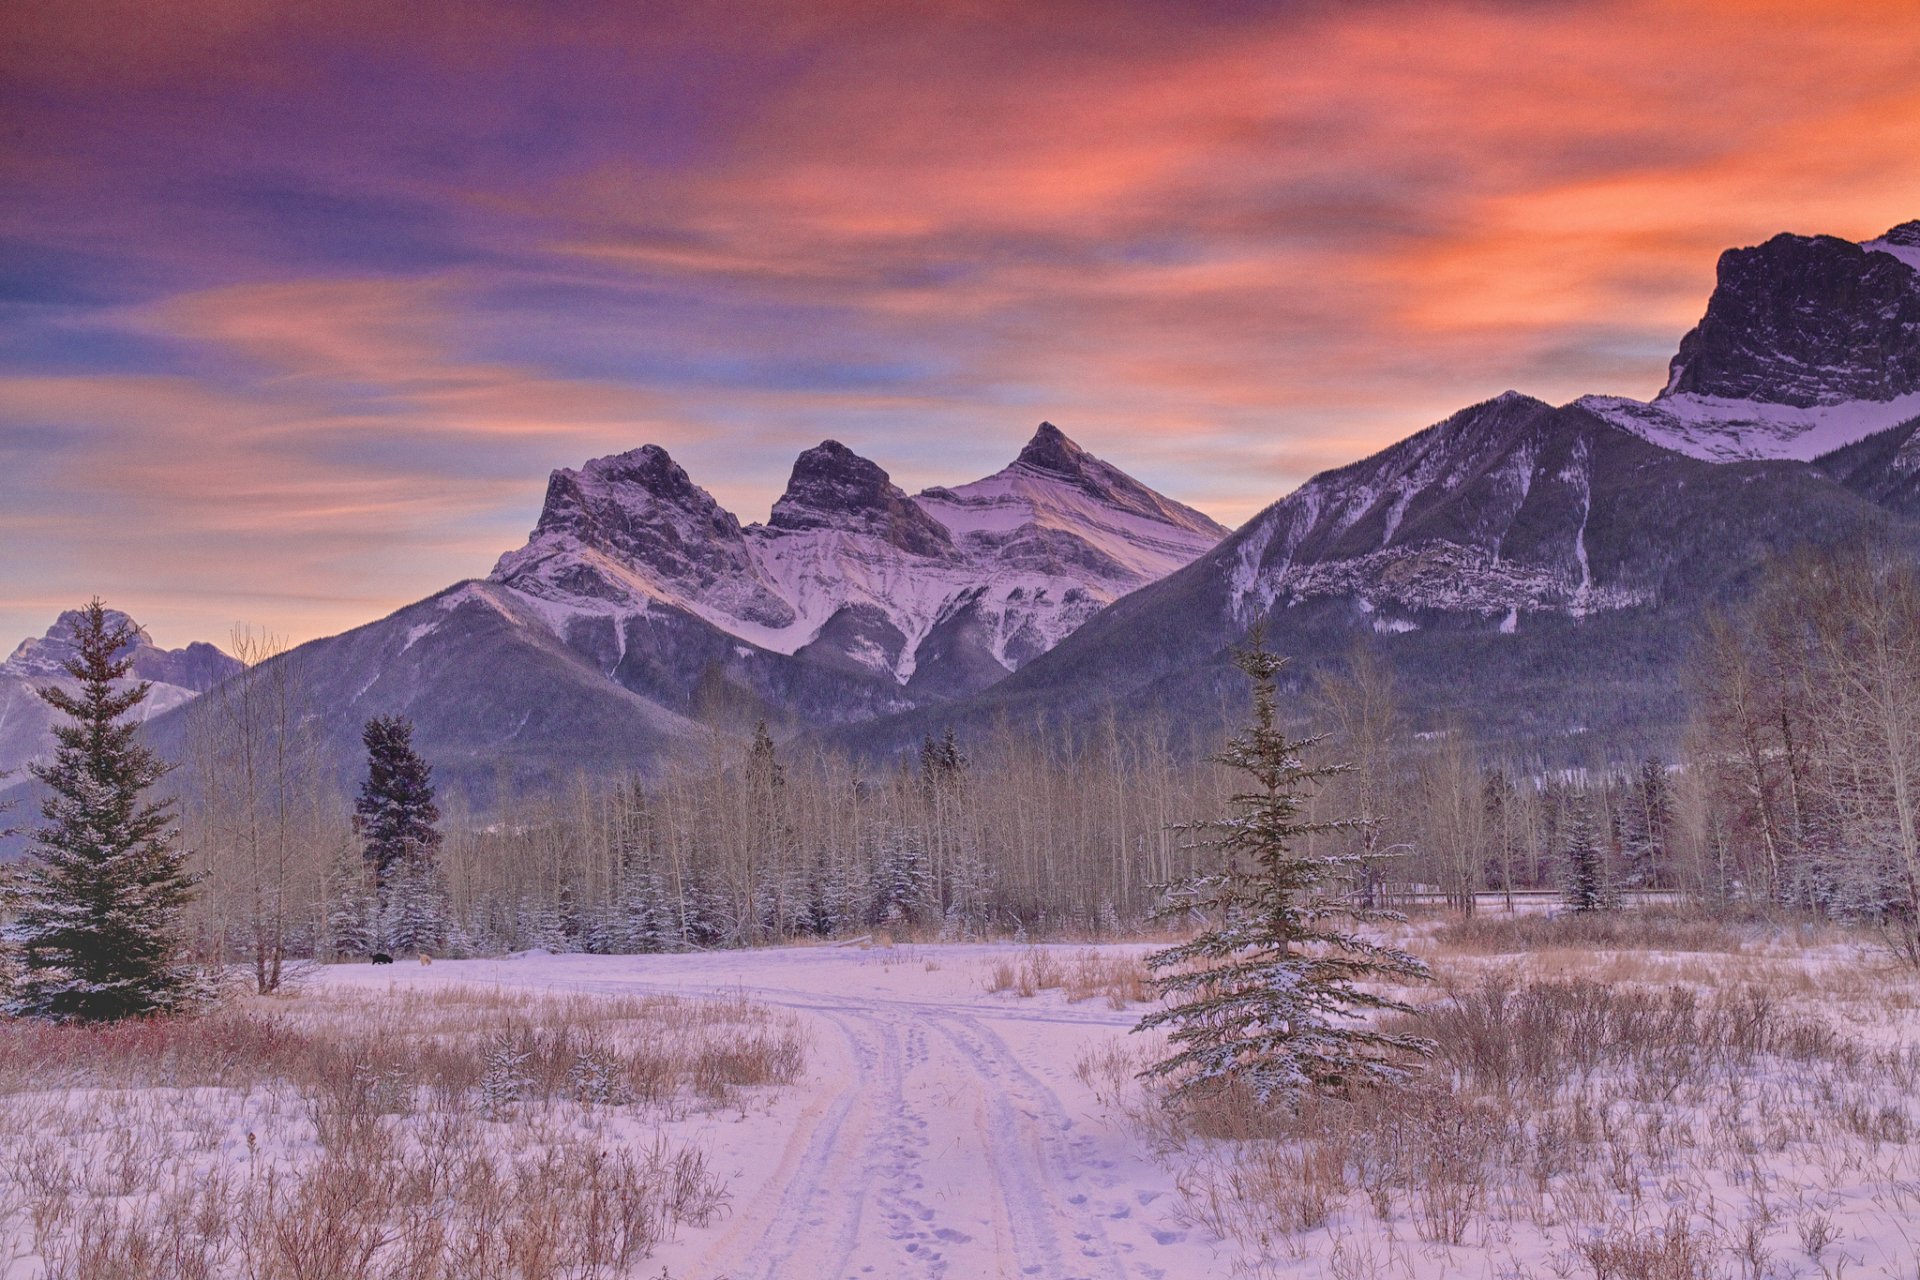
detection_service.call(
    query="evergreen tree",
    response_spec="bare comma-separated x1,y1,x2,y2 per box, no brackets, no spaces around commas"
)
353,716,444,952
601,781,682,952
322,839,377,960
1134,631,1432,1106
4,601,202,1022
918,728,965,789
1562,798,1607,912
1618,758,1672,890
744,720,792,938
354,716,441,888
870,824,930,929
380,850,450,955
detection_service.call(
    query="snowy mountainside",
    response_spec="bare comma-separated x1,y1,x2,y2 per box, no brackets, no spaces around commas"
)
848,218,1920,764
491,423,1227,694
1864,220,1920,271
126,423,1225,804
1219,393,1642,632
1579,222,1920,461
0,609,240,778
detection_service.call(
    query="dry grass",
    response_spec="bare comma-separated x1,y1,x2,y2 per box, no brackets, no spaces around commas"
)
985,947,1152,1008
1093,929,1920,1279
1430,906,1767,955
0,985,806,1279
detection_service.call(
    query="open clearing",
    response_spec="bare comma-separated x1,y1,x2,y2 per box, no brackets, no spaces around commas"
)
319,944,1207,1280
312,933,1920,1280
4,932,1917,1279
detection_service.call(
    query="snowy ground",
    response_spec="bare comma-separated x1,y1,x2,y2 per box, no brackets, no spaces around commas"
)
312,936,1920,1280
7,936,1916,1279
316,943,1216,1280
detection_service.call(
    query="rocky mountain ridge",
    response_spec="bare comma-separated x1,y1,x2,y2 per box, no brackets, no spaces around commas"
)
1577,222,1920,461
846,219,1920,761
490,423,1226,694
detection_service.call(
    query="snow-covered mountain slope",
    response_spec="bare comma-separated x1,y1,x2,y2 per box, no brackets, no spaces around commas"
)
0,609,239,778
123,424,1224,804
1578,223,1920,461
1864,220,1920,272
491,424,1227,696
866,396,1913,766
845,218,1920,764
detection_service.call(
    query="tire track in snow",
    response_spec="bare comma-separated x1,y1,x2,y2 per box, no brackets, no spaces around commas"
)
930,1013,1129,1280
725,1006,882,1280
444,961,1174,1277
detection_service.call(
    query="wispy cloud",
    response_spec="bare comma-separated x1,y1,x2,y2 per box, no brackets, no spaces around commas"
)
1,0,1916,645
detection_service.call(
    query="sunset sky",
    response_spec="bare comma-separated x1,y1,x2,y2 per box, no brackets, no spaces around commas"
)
3,0,1917,649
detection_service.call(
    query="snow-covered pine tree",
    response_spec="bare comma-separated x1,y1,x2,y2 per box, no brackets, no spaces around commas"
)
870,823,930,930
353,715,443,953
379,849,450,956
5,600,203,1022
322,838,377,959
354,716,441,887
1133,630,1432,1107
602,785,682,952
1561,797,1607,913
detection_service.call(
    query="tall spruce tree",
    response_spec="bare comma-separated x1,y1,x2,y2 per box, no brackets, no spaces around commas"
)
1134,631,1432,1106
353,716,444,952
1562,798,1607,912
5,601,201,1022
354,717,440,884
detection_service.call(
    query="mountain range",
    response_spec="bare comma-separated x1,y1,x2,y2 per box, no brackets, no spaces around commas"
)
853,221,1920,759
8,217,1919,804
110,423,1223,800
0,610,240,780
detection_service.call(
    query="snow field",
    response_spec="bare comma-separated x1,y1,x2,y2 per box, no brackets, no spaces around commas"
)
0,981,802,1278
3,933,1917,1279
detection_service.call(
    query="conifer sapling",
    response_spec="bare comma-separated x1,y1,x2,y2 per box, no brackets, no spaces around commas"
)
1134,630,1433,1105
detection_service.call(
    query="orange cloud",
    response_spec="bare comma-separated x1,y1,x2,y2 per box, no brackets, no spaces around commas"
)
2,0,1917,647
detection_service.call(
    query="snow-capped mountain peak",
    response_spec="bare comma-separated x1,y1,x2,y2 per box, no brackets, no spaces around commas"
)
1864,219,1920,271
1579,223,1920,462
916,424,1227,582
486,424,1227,693
490,444,796,629
4,608,239,690
1,610,241,777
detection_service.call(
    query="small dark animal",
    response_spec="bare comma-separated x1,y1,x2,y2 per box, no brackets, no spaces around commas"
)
370,953,394,965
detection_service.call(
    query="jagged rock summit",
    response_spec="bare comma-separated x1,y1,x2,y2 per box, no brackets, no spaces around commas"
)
121,422,1228,803
1579,220,1920,460
491,423,1226,692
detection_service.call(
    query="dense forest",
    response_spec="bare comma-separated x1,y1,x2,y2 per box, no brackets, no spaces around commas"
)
169,542,1920,982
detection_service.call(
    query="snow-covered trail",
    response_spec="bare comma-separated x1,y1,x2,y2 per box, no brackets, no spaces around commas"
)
317,945,1225,1279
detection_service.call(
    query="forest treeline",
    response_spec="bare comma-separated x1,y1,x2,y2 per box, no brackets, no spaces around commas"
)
171,541,1920,976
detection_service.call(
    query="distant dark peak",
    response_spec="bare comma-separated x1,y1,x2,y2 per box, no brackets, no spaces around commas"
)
771,441,955,557
774,441,894,517
1880,220,1920,247
1454,391,1553,426
1662,231,1920,407
1015,422,1090,475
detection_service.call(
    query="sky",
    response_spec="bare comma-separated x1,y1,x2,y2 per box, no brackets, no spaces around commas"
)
3,0,1918,651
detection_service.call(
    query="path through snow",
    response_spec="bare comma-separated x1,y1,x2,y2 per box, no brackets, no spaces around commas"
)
317,945,1228,1280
